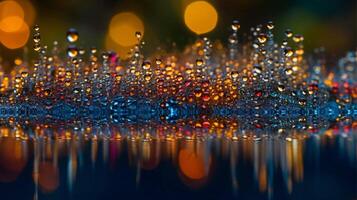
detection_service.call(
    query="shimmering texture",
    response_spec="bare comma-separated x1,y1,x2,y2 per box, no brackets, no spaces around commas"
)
0,21,354,127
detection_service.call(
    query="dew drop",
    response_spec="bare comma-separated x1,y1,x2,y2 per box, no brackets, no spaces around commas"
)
135,31,142,40
231,71,239,79
284,47,294,57
67,45,78,58
285,68,293,75
144,74,151,81
33,44,41,52
33,33,40,43
228,35,238,45
255,90,262,97
142,61,151,70
66,28,79,43
277,85,285,92
231,19,240,31
155,58,162,65
285,29,293,38
253,65,262,74
90,47,97,54
33,24,40,32
266,21,274,30
292,34,303,43
257,33,267,44
79,48,85,55
202,94,210,101
196,59,204,67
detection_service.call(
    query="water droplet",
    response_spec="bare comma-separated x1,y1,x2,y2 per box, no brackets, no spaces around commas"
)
277,85,285,92
196,59,204,67
33,44,41,52
194,89,202,98
231,20,240,31
144,74,151,81
142,61,151,70
66,28,79,43
253,65,262,74
252,43,259,49
90,47,97,54
285,68,293,75
102,52,109,60
242,76,248,82
228,35,238,45
67,45,78,58
266,21,274,30
298,99,306,106
257,33,267,44
231,71,239,79
282,39,288,46
33,25,40,32
202,94,210,101
135,31,142,40
292,34,303,43
155,58,162,65
284,47,294,57
255,90,262,97
285,29,293,38
79,48,85,55
33,33,40,43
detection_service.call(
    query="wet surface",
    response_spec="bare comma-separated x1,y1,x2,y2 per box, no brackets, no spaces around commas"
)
0,124,355,200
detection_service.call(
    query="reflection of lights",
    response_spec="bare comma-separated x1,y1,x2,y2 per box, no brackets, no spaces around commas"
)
38,162,59,193
0,127,355,197
141,141,160,170
178,145,209,180
184,1,218,35
0,138,27,182
108,12,144,47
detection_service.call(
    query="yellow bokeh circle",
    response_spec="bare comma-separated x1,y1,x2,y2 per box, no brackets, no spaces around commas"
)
108,12,144,47
184,1,218,35
0,22,30,49
0,1,24,32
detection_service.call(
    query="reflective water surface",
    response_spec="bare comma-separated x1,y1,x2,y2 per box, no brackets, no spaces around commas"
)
0,123,356,200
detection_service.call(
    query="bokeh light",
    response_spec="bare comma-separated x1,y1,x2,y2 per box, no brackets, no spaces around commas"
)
13,0,36,26
178,144,210,180
0,22,29,49
0,0,24,32
0,16,24,32
105,34,132,59
108,12,144,47
0,0,35,49
184,1,218,35
0,138,27,183
38,162,59,193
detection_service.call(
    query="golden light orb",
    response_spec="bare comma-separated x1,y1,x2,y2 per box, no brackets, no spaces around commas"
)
0,21,30,49
0,138,27,183
0,1,24,32
38,162,59,193
105,34,132,59
0,16,24,32
108,12,144,47
14,0,36,26
179,148,207,179
184,1,218,35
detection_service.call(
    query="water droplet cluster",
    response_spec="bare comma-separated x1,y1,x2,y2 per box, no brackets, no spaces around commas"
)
0,21,355,127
